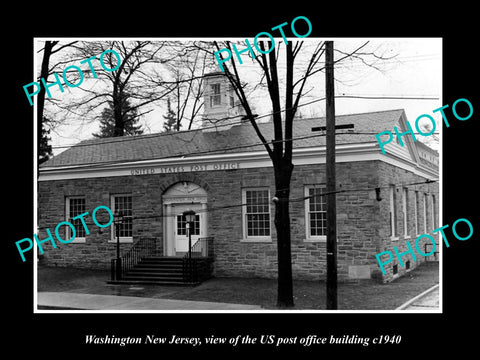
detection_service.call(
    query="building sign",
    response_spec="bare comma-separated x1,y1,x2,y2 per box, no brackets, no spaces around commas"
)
130,162,241,176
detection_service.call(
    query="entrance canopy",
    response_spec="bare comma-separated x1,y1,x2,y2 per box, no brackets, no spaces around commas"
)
162,181,208,256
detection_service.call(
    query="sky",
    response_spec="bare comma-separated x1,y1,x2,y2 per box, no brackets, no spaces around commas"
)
37,37,442,156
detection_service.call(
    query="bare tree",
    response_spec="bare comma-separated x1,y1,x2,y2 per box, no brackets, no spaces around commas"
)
51,40,175,137
36,40,78,163
195,39,384,307
161,42,211,130
218,40,325,308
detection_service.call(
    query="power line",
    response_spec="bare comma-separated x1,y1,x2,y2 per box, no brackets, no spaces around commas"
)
41,130,394,170
49,93,439,150
212,53,441,69
287,179,438,204
36,179,438,230
49,96,327,150
43,129,441,170
336,95,439,101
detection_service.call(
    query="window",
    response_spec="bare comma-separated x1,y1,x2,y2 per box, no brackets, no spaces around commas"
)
305,185,327,241
242,188,271,240
389,185,398,238
110,194,133,242
228,84,235,107
66,197,86,243
210,83,221,107
423,193,428,232
177,213,200,236
432,194,437,229
415,191,421,235
402,187,409,238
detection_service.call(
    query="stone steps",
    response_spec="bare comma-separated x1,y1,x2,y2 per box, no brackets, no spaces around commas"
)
109,256,213,286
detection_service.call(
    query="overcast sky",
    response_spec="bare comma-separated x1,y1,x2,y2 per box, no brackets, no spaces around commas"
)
39,38,442,156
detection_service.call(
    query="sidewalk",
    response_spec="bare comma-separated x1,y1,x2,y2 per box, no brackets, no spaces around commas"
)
37,291,263,311
37,262,439,310
395,284,440,311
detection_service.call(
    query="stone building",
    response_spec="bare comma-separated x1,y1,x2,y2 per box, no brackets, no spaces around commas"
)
38,73,439,283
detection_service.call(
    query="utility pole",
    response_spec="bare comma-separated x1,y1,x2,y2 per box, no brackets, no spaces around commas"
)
325,41,338,310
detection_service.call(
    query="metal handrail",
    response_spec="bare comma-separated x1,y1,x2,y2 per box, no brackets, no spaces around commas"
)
183,237,214,282
111,238,156,281
191,237,214,258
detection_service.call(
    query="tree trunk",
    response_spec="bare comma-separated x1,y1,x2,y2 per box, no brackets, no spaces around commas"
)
113,90,124,137
273,159,294,308
38,41,54,163
37,41,53,125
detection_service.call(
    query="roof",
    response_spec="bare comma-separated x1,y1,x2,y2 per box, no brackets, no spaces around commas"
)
42,109,407,168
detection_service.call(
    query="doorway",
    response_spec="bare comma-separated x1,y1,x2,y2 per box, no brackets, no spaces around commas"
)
162,181,208,256
173,203,202,254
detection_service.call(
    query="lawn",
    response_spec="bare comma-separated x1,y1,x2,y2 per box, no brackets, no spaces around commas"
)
37,262,438,310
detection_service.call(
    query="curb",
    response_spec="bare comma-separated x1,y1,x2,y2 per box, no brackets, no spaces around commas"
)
36,292,264,311
395,284,439,310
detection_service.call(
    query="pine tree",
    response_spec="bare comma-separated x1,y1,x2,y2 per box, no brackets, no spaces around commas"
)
162,98,181,132
93,94,144,138
39,116,53,164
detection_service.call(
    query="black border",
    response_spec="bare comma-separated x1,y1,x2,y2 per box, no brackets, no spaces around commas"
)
7,6,478,356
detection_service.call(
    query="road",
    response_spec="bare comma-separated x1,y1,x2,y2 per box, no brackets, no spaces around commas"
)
397,284,439,311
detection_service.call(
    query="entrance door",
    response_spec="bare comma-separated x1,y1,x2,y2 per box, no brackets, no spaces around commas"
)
173,204,202,254
162,182,208,257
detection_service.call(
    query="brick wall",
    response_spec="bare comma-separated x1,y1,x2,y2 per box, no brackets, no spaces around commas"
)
38,159,438,282
374,161,439,282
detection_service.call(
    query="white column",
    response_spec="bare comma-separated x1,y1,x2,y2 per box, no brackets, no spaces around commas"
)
201,202,207,237
165,203,175,256
201,202,208,256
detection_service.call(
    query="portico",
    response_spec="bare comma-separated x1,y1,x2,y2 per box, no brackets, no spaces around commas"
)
162,181,208,257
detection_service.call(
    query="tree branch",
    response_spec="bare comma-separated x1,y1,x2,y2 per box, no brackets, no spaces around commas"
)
284,41,294,160
213,41,274,159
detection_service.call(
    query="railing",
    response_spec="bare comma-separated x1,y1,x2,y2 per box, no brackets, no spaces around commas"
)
191,237,214,259
183,237,214,283
111,238,156,281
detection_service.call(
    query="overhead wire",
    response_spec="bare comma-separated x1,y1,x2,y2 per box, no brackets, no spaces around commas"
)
36,47,441,234
38,100,440,228
41,129,397,170
49,96,328,150
35,179,438,231
48,93,440,150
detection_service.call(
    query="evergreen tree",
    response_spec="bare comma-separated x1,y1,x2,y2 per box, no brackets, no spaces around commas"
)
39,116,53,164
162,98,181,132
93,93,144,138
